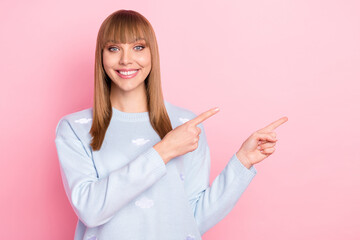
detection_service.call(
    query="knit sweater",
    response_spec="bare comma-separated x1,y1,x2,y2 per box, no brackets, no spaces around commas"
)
54,100,257,240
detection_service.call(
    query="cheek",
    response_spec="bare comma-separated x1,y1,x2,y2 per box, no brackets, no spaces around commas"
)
102,52,117,68
101,55,114,77
138,52,151,68
102,53,110,68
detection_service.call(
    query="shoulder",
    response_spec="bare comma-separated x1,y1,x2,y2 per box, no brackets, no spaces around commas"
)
164,100,197,127
55,107,93,139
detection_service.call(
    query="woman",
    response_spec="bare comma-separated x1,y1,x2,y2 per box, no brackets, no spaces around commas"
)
55,9,288,240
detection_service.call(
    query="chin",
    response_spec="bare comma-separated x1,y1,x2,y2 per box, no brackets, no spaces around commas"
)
116,82,146,92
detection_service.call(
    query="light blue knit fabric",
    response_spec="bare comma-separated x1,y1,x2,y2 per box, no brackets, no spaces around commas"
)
54,100,257,240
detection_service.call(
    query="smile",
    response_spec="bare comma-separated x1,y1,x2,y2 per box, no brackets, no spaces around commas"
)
116,69,139,79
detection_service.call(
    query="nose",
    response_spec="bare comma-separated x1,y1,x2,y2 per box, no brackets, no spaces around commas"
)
119,47,132,65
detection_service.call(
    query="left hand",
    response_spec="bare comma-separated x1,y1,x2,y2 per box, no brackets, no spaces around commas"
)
236,117,288,169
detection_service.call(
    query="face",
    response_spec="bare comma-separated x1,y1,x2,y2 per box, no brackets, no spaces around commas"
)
102,39,151,95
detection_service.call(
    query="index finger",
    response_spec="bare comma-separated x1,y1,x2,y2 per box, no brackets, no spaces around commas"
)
188,107,220,126
260,116,288,131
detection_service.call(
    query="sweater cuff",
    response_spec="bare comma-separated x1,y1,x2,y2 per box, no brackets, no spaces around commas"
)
144,147,167,176
229,153,257,179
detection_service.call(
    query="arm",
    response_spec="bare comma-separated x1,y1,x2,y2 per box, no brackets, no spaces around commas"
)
184,121,257,235
54,118,167,228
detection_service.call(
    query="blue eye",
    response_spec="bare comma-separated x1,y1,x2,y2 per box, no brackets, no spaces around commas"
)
107,45,145,52
108,47,118,52
134,45,145,51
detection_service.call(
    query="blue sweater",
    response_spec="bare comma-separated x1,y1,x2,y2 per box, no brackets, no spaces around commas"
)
54,100,257,240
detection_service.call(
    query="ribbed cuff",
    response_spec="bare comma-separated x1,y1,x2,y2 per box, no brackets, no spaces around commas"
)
144,147,167,176
229,153,257,180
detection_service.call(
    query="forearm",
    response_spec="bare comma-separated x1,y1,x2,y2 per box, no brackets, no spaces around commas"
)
235,151,253,169
56,137,167,228
189,153,257,235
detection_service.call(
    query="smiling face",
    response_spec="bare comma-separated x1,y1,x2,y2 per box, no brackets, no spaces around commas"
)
102,38,152,95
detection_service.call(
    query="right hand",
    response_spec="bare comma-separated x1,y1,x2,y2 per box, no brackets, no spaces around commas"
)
154,107,220,164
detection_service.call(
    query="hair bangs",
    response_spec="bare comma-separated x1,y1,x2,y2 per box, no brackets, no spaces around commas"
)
101,14,150,49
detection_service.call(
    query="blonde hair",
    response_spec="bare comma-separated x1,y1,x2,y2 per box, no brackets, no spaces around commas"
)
90,9,173,151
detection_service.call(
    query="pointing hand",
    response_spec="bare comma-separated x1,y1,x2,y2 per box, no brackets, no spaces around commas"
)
236,117,288,169
153,107,220,164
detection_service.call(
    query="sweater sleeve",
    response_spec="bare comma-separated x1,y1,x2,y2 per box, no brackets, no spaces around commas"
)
54,118,167,228
184,121,257,235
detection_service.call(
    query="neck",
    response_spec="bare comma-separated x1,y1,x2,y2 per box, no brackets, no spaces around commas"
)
110,83,148,113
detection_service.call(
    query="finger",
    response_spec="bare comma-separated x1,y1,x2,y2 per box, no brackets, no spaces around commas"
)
257,142,276,150
255,132,277,142
188,107,220,126
258,131,277,141
196,127,201,135
260,116,288,132
258,140,277,146
258,140,268,145
260,147,275,154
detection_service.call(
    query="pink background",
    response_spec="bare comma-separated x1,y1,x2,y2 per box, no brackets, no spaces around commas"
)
1,0,359,239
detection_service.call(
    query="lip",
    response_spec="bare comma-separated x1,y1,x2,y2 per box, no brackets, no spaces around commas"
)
118,68,139,71
116,69,139,79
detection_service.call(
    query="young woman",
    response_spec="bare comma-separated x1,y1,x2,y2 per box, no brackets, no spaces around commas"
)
55,9,288,240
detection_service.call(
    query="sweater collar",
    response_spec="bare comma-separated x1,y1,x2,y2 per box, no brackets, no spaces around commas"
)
111,106,150,122
111,100,170,122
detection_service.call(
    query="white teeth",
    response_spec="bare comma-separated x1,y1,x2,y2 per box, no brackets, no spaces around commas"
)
118,70,138,75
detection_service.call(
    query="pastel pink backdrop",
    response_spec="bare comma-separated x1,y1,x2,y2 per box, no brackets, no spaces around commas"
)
1,0,359,239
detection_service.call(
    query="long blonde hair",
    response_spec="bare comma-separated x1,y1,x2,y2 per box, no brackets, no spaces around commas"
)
90,9,173,151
